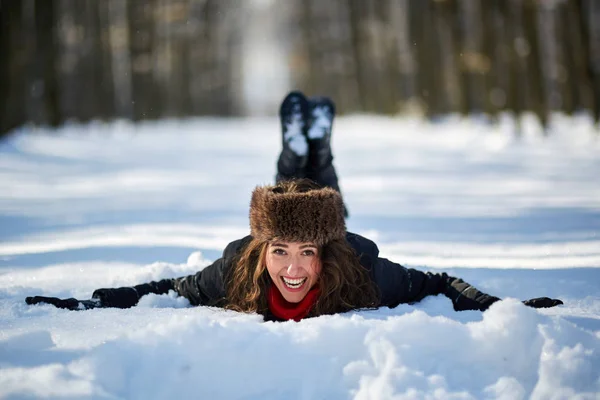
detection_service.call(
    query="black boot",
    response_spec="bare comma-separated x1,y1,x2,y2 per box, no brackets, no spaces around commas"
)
276,91,309,183
306,96,348,217
306,96,336,173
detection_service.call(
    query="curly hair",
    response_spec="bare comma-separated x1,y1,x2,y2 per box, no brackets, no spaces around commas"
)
225,179,380,317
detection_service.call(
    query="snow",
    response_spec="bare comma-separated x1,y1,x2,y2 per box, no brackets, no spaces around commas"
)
307,105,332,139
1,114,599,399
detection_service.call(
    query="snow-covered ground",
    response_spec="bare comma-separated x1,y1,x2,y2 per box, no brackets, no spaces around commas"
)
0,114,599,399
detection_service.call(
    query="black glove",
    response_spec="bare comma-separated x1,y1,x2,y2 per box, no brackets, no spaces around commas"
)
523,297,563,308
91,287,139,308
25,296,101,310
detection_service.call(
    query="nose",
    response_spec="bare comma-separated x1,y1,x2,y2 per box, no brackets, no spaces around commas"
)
286,262,301,277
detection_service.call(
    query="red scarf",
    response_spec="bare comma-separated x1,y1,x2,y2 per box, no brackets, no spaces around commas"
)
267,285,320,321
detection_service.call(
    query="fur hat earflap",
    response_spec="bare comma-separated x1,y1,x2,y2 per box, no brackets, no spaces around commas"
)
249,182,346,246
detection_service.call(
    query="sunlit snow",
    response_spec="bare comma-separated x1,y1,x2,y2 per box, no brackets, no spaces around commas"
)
1,114,599,399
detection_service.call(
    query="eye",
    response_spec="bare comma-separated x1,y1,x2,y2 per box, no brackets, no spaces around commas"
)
302,249,316,256
272,248,286,256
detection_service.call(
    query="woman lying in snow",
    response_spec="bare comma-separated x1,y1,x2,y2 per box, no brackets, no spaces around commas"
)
25,91,563,321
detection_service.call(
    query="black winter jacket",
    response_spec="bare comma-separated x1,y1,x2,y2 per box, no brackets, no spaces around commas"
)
92,232,500,319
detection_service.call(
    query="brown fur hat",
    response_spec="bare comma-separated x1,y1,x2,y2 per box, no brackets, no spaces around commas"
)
249,181,346,246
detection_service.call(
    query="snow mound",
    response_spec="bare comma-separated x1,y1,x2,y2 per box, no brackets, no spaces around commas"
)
1,299,598,399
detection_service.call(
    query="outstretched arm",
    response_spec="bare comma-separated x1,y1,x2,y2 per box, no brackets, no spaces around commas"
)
26,258,228,310
26,236,251,310
372,258,562,311
90,256,229,309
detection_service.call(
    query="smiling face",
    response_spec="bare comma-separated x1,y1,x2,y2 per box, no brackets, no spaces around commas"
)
265,241,322,303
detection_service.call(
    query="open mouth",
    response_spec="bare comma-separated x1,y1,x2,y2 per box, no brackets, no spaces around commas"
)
281,276,307,290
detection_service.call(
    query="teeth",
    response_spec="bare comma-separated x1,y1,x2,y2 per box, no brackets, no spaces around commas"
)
282,277,307,288
283,277,305,284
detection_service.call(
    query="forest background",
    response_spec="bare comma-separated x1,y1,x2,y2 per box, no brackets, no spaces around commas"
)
1,0,599,138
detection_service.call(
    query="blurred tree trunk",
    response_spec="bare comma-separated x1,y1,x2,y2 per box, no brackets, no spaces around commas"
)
504,0,528,132
54,0,93,121
106,0,132,119
347,0,368,111
480,0,500,121
94,1,115,120
372,0,397,114
537,2,561,115
226,13,245,117
298,0,319,96
0,0,27,135
188,0,209,115
188,0,232,115
23,0,58,125
68,0,112,121
348,0,395,113
300,1,333,98
332,0,362,112
565,0,595,114
219,0,244,116
388,0,418,113
128,0,160,120
487,0,510,117
552,1,574,115
155,0,191,117
432,0,464,114
410,0,439,118
175,0,192,117
54,0,79,120
283,1,312,98
81,0,104,121
299,0,362,112
523,0,547,129
457,0,489,115
21,0,36,122
583,0,600,125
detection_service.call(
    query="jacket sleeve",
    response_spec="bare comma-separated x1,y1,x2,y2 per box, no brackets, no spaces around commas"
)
372,257,500,311
92,237,251,308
